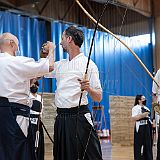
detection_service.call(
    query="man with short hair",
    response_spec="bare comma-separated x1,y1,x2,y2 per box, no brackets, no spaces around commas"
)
0,32,55,160
46,26,103,160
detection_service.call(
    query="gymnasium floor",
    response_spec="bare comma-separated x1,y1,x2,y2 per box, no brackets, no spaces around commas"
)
45,138,157,160
100,138,157,160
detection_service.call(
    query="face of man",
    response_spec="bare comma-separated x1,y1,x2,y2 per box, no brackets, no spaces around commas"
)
60,31,69,52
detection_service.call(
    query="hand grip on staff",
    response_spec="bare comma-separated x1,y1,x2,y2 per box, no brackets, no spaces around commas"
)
78,73,90,92
40,43,48,58
40,41,56,58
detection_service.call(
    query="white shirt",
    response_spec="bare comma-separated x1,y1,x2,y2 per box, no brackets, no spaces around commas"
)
152,69,160,123
132,104,150,132
46,53,102,108
29,93,42,103
29,93,43,127
29,93,44,114
152,69,160,102
0,52,49,106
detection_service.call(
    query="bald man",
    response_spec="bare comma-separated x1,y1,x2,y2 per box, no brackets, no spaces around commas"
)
0,33,55,160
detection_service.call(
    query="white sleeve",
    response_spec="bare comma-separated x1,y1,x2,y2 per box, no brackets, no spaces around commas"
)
36,94,44,109
89,62,102,91
16,57,49,79
45,61,59,78
132,106,140,117
152,69,160,94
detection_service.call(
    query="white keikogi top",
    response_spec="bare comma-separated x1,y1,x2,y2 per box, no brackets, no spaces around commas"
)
132,104,150,132
29,93,44,114
152,69,160,102
46,53,102,108
0,52,49,136
29,93,44,125
0,52,49,105
152,69,160,123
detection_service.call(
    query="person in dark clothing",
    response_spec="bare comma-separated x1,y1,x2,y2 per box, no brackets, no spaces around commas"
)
132,95,153,160
29,79,44,160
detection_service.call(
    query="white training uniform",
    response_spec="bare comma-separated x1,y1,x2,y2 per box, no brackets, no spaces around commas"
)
29,93,43,115
0,52,49,136
46,53,102,108
29,93,44,124
152,69,160,102
152,69,160,125
132,104,150,132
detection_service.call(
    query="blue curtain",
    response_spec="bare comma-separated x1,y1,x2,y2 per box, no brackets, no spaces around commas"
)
0,11,153,130
51,21,153,129
0,10,50,92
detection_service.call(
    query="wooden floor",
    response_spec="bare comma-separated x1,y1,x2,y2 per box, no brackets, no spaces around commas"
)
100,139,157,160
45,138,157,160
101,139,134,160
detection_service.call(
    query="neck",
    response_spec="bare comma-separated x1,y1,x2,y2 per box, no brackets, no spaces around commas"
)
1,49,14,56
68,47,81,61
31,93,37,97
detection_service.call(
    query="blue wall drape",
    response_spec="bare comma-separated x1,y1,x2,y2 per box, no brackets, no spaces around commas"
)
0,11,153,130
0,11,50,92
51,21,153,129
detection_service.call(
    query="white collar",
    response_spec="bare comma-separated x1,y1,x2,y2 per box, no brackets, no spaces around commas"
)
68,52,84,61
0,52,12,57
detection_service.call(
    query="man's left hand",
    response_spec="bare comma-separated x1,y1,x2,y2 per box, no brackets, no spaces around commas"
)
78,79,91,92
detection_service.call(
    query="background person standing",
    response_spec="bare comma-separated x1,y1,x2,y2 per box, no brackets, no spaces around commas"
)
132,95,153,160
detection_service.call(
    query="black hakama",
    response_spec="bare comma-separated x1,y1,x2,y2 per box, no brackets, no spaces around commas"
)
30,100,44,160
0,97,35,160
134,120,153,160
53,105,102,160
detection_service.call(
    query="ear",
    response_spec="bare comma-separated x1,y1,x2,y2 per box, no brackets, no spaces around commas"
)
67,36,73,43
10,41,15,48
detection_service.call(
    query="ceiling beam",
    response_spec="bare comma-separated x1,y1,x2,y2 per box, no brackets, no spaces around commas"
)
0,0,32,7
153,0,160,17
15,0,33,7
117,0,151,17
0,0,16,6
15,0,43,7
90,0,152,17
